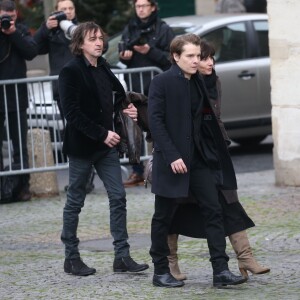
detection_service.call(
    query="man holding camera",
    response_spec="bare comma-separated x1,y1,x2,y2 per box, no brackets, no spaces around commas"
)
0,0,37,201
120,0,175,187
34,0,77,122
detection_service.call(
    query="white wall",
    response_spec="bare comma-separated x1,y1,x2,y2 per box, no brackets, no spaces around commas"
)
269,0,300,186
195,0,216,15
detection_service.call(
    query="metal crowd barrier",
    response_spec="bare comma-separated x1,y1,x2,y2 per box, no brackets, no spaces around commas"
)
0,66,162,177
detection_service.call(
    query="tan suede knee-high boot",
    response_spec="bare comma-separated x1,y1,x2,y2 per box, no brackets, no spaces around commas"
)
229,231,270,278
167,234,187,281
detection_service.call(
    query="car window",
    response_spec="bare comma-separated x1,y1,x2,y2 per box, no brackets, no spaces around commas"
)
253,20,269,57
103,33,122,68
171,26,198,35
202,22,247,63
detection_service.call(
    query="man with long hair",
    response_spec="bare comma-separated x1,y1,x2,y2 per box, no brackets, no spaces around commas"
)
58,22,149,276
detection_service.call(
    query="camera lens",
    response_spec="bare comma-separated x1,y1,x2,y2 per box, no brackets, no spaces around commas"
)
1,15,12,30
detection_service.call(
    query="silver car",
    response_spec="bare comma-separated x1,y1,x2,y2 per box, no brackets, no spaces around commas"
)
104,14,270,146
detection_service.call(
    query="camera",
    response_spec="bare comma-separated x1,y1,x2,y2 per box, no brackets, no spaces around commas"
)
0,15,12,30
59,20,77,40
50,11,67,22
118,27,153,53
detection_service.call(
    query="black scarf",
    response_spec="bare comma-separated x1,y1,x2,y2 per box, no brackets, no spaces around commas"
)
203,69,218,100
130,10,158,31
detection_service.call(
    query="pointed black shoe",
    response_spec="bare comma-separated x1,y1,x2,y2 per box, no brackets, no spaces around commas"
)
64,258,96,276
153,273,185,288
213,270,247,287
113,256,149,272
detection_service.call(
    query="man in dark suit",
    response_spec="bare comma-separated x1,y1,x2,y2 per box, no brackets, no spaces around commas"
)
148,33,246,288
58,22,149,276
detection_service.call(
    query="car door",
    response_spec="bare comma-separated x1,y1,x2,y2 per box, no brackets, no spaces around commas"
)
249,19,271,124
201,21,262,135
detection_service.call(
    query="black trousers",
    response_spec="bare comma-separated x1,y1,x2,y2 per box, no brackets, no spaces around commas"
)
150,153,229,275
0,110,29,165
0,110,30,186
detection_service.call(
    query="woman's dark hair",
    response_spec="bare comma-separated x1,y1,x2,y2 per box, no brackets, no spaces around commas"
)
70,22,106,56
169,33,201,64
200,40,215,62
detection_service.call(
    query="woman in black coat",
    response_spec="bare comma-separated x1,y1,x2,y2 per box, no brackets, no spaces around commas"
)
167,40,270,280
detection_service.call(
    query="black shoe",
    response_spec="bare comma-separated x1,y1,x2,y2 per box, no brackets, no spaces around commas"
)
153,273,185,288
113,256,149,272
213,270,247,287
64,258,96,276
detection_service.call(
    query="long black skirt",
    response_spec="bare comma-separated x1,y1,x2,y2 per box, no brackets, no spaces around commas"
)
169,192,255,238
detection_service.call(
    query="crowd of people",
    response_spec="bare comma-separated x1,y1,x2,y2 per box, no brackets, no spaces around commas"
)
0,0,270,288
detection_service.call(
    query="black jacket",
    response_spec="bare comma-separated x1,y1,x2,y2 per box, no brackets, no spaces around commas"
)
34,20,77,99
120,16,174,95
117,91,149,164
148,64,237,198
59,55,127,158
0,22,37,112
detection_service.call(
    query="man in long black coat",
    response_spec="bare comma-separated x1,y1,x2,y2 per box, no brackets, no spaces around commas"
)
0,0,37,201
148,33,247,288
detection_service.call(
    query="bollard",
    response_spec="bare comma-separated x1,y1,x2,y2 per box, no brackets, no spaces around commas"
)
27,128,59,197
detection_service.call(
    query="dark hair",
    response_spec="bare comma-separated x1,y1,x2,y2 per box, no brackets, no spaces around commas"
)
70,22,106,56
200,40,215,61
169,33,201,64
133,0,157,6
0,0,16,11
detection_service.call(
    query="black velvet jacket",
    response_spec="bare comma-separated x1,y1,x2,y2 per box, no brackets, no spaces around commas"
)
34,19,78,100
59,55,125,158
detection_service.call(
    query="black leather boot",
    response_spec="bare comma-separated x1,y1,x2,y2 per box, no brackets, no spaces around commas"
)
213,270,247,287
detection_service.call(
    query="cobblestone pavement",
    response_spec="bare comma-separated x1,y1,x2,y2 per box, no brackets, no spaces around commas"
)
1,169,300,300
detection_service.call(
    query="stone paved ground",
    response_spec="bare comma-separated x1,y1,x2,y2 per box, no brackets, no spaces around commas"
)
1,170,300,300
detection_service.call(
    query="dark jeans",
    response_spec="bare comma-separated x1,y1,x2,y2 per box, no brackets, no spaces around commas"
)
150,153,229,275
0,111,30,186
61,148,130,259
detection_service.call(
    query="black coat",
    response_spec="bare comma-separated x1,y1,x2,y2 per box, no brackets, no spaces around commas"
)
169,193,255,238
58,56,126,158
0,22,37,112
168,71,255,238
148,64,237,198
34,20,77,99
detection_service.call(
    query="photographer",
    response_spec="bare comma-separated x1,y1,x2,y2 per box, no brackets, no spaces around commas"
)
120,0,175,187
34,0,77,121
0,0,37,202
